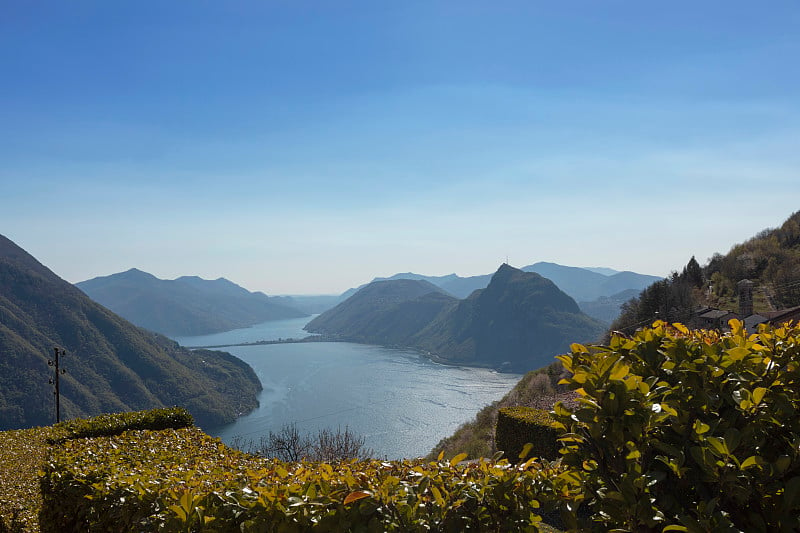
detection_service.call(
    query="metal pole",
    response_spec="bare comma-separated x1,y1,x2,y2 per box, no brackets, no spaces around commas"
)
54,348,61,423
49,348,65,423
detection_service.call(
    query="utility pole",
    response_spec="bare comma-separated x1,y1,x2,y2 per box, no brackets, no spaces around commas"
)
48,347,66,423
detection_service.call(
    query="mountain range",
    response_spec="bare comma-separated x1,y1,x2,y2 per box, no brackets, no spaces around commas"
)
0,234,262,430
307,264,606,372
77,270,308,337
339,262,661,324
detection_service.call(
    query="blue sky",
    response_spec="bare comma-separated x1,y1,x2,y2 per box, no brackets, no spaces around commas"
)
2,1,799,294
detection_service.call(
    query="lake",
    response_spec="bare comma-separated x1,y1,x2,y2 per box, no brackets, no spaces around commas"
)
174,317,522,459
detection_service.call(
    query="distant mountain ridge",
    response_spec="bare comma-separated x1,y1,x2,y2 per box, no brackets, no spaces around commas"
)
338,262,661,324
523,262,661,302
77,269,308,337
306,280,457,346
307,264,606,372
0,234,261,430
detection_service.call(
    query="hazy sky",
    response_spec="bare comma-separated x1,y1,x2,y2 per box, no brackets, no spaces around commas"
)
2,1,799,294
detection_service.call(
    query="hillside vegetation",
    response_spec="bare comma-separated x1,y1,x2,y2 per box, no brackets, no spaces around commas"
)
77,269,307,337
611,210,800,334
0,234,261,430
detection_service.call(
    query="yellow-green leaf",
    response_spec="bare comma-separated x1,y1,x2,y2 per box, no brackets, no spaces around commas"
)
741,456,760,469
752,387,767,405
571,343,587,353
726,347,749,362
450,453,468,466
430,486,444,506
609,364,630,381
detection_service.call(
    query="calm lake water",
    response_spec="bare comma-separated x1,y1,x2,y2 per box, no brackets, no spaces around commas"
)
173,317,522,459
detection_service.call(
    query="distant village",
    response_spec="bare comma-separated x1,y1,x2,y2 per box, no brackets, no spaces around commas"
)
693,279,800,331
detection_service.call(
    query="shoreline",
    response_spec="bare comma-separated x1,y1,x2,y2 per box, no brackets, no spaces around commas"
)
187,335,520,374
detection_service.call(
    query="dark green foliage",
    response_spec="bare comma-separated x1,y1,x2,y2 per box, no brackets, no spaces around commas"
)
0,234,261,430
610,259,700,336
39,426,577,532
77,269,307,337
681,256,704,288
554,320,800,531
496,407,560,463
51,407,193,442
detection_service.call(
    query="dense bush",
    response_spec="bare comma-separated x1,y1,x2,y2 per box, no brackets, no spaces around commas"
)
553,319,800,531
495,407,560,463
1,410,193,532
50,407,193,442
40,427,580,532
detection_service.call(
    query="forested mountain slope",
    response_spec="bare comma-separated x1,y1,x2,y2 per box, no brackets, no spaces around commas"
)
0,235,261,430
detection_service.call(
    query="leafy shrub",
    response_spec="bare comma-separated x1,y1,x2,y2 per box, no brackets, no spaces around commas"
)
50,407,193,442
40,427,581,532
553,319,800,532
495,407,560,463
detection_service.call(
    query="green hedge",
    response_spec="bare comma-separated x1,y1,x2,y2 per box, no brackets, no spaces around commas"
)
49,407,193,443
495,407,560,463
553,319,800,532
39,427,581,532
